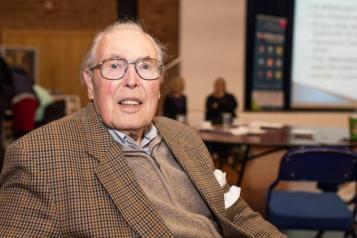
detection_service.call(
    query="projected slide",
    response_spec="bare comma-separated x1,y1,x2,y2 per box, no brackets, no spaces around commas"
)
292,0,357,108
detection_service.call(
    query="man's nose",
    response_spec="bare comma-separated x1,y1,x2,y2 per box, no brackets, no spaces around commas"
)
122,65,139,88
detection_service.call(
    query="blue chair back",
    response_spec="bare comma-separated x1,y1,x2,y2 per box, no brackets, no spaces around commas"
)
266,146,357,235
276,146,357,184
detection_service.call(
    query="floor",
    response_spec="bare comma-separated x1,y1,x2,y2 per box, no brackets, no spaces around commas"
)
213,146,355,238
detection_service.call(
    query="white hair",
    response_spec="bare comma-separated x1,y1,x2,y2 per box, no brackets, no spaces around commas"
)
80,20,166,83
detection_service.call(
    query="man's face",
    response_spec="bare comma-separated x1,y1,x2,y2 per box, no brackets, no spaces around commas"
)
83,29,161,134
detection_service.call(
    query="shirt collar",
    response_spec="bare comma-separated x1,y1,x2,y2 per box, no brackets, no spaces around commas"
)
108,124,158,154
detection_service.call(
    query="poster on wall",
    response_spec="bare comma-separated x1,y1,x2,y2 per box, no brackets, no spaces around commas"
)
251,14,287,111
0,45,38,82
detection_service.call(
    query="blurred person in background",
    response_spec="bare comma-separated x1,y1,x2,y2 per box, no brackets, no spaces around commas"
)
0,56,13,171
205,77,238,125
33,84,54,127
204,77,241,167
163,76,187,122
11,66,38,139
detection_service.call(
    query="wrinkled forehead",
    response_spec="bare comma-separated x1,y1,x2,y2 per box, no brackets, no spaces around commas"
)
96,28,158,62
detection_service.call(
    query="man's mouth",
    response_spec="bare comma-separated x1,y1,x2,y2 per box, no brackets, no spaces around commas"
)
118,98,142,106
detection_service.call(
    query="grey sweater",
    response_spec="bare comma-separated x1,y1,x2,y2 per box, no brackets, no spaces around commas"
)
120,135,222,238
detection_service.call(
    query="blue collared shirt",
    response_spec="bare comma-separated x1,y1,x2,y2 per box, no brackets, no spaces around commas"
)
108,124,158,155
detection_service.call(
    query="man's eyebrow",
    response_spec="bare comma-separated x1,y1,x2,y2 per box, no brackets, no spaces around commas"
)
106,54,123,59
102,55,154,62
141,56,152,60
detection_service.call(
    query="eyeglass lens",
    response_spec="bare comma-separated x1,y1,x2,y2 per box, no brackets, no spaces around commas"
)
100,58,161,80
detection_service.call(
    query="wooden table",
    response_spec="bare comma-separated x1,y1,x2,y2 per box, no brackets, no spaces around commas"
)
198,125,357,185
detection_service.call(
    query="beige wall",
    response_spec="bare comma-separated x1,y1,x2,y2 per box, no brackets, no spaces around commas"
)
0,0,179,109
180,0,351,128
0,0,117,31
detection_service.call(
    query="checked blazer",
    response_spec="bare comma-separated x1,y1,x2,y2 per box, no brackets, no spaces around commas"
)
0,103,285,237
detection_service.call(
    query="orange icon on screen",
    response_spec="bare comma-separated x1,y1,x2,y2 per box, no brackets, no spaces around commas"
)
267,58,274,67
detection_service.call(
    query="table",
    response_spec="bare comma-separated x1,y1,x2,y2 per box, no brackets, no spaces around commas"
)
198,125,357,185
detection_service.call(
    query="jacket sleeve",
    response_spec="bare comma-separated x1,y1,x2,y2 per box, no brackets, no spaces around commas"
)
220,198,286,238
0,141,58,237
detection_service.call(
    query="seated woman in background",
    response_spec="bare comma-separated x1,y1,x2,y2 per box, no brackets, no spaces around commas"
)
205,77,240,164
11,66,38,139
163,76,187,122
205,77,238,125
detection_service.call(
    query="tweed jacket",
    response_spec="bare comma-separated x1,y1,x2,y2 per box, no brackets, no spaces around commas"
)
0,103,285,238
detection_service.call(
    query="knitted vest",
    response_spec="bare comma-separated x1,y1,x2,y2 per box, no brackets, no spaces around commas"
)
121,136,222,238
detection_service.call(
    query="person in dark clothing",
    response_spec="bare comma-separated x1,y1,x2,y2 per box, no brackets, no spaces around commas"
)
204,77,240,165
11,66,38,139
0,56,14,170
163,76,187,122
205,77,237,124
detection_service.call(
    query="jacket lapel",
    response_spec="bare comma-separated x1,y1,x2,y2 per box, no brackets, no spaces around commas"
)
82,104,172,237
154,117,225,216
95,146,173,237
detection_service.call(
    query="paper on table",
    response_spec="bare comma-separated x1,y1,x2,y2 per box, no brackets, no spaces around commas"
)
291,128,315,137
249,121,284,129
232,118,243,127
230,126,249,135
247,127,266,134
230,126,267,135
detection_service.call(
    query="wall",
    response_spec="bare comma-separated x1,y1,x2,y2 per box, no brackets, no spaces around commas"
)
1,30,96,105
0,0,179,107
139,0,179,62
181,0,244,125
138,0,180,114
0,0,117,106
2,0,348,128
0,0,117,31
180,0,352,128
0,0,178,59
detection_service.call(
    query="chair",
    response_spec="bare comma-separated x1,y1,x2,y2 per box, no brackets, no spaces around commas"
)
266,146,357,238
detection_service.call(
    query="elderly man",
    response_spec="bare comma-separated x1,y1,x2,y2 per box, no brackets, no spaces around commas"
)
0,21,285,237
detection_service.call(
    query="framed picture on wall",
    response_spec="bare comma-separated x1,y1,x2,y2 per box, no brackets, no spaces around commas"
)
0,45,38,82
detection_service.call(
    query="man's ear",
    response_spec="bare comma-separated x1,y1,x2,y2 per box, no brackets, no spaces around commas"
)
83,70,94,100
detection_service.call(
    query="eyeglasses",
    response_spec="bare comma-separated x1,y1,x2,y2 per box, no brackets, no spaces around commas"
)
90,57,163,80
